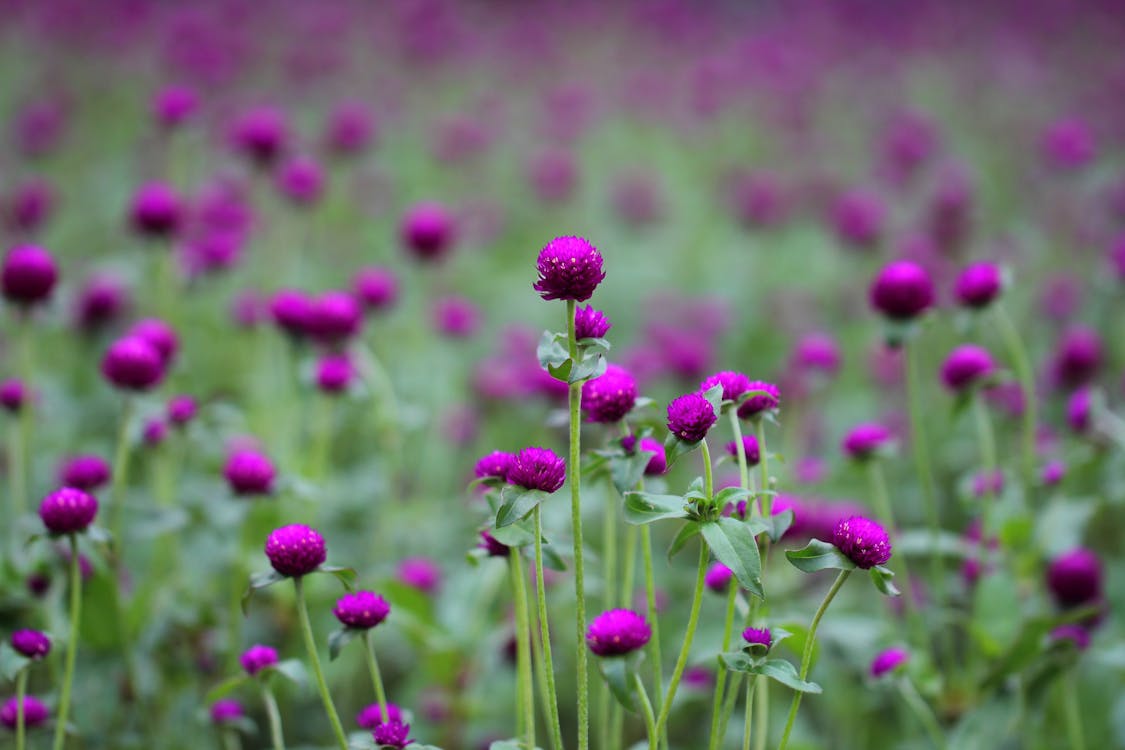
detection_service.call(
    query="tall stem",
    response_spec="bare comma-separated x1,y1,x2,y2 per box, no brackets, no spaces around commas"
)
52,535,83,750
109,397,135,555
994,304,1037,496
640,526,665,748
971,394,998,540
897,677,946,749
707,582,739,750
753,672,769,750
777,569,852,750
742,676,759,750
566,298,590,750
360,630,390,723
653,539,709,741
621,525,638,608
534,507,565,750
700,438,714,499
756,420,771,517
15,668,27,750
867,461,922,636
260,684,287,750
1063,672,1085,750
509,550,536,750
729,411,750,500
634,673,659,750
600,459,619,750
753,418,773,750
293,577,349,750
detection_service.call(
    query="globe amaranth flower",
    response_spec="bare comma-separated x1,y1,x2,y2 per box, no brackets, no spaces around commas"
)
1041,118,1096,170
231,106,288,167
166,394,197,426
275,155,325,206
1041,460,1066,486
316,354,354,394
705,562,734,593
129,182,182,238
209,698,245,725
357,702,404,729
954,262,1003,308
7,177,55,234
1066,388,1092,434
397,557,441,594
372,719,412,749
270,289,314,339
726,434,761,466
1046,548,1102,608
582,365,637,423
224,449,276,496
432,296,480,339
586,609,652,657
308,291,363,344
622,435,667,476
128,318,178,367
869,261,935,320
478,530,510,557
0,379,28,413
742,627,772,650
508,446,566,493
831,188,886,249
325,101,376,156
842,422,894,461
474,451,515,482
940,345,995,391
667,392,717,442
10,630,50,659
73,273,130,333
143,419,167,447
870,647,909,678
574,305,611,339
736,381,780,420
1049,624,1091,651
353,267,398,312
0,696,48,729
401,202,455,262
58,455,110,492
264,524,327,577
2,245,58,307
333,590,391,630
1051,327,1102,389
240,644,279,676
39,487,98,534
533,235,606,302
152,84,198,129
832,515,892,569
792,333,841,376
700,370,752,403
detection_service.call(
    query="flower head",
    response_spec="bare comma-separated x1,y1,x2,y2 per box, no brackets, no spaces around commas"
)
308,291,363,344
317,354,355,394
478,530,510,557
334,591,391,630
401,202,455,262
209,698,244,725
432,296,480,339
2,245,58,307
726,435,761,466
533,236,606,302
1046,548,1102,608
582,365,637,423
742,627,772,650
586,609,652,657
622,435,667,475
231,106,288,167
264,525,326,577
792,333,841,376
1051,327,1102,388
0,380,28,413
372,719,412,749
152,85,198,129
700,371,752,403
574,305,611,340
356,702,404,729
508,447,566,493
474,451,515,482
59,455,110,492
276,155,325,206
869,261,935,320
325,101,376,156
832,515,892,569
666,392,717,443
73,273,130,332
705,562,733,593
240,644,278,676
870,647,909,678
1049,624,1091,651
1066,388,1092,434
831,188,886,249
270,289,314,339
1042,460,1066,486
353,267,399,312
143,419,167,447
39,488,98,535
954,262,1003,308
397,557,441,594
0,696,48,729
10,630,50,659
128,318,178,366
224,450,276,496
842,423,894,461
167,395,197,426
129,182,182,238
940,345,994,391
1041,117,1096,170
736,381,780,420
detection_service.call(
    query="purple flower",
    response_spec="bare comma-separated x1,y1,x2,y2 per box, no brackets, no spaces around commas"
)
1,245,57,307
830,188,886,250
397,557,441,594
308,291,363,344
325,101,376,156
0,696,48,729
726,435,761,466
152,85,198,129
474,451,515,482
209,699,244,725
954,262,1003,309
10,630,50,659
129,182,182,238
357,702,403,729
842,423,894,461
1047,548,1102,608
870,647,909,678
316,354,354,394
574,305,611,340
128,318,178,367
224,450,276,496
700,370,752,403
142,419,167,447
705,562,733,593
1042,461,1066,486
667,392,717,442
334,591,391,630
1049,624,1091,651
6,178,54,233
586,609,652,656
353,267,399,312
59,455,110,491
0,379,28,413
166,395,197,426
533,236,606,302
270,289,314,339
433,296,481,339
1041,118,1096,170
1051,327,1102,389
401,202,456,262
372,719,412,748
231,106,288,167
869,261,935,321
622,435,667,475
508,447,566,493
275,155,325,206
240,644,279,676
1066,388,1092,434
832,516,892,569
39,487,98,535
529,149,579,203
582,365,638,424
730,170,789,229
736,381,781,420
742,627,772,650
264,525,326,577
792,334,841,376
940,345,995,391
479,530,510,558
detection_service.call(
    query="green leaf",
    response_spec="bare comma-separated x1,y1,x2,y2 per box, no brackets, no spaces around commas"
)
85,525,113,545
577,337,612,354
764,509,794,543
610,451,653,496
700,384,725,415
667,522,701,561
490,520,537,548
271,659,308,686
547,359,573,382
596,652,644,713
568,353,607,384
318,566,358,591
785,539,856,574
970,570,1023,657
487,742,523,750
719,651,758,673
329,627,360,661
700,518,764,599
756,659,822,694
623,492,689,525
663,432,701,468
205,675,249,703
536,331,569,370
496,487,550,528
540,542,568,572
241,570,286,615
0,642,31,681
869,566,900,597
713,487,753,508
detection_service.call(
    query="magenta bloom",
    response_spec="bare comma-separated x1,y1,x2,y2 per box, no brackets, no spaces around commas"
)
940,345,995,391
143,419,167,447
39,487,99,535
270,289,314,339
667,392,717,442
353,267,399,312
1052,328,1102,389
433,296,481,339
101,336,164,391
316,354,354,394
265,525,326,577
397,557,441,594
59,455,110,491
1046,548,1103,608
231,106,288,167
401,202,456,262
742,627,772,650
574,305,611,340
1066,388,1092,434
508,447,566,493
533,236,606,302
792,333,841,376
10,630,50,659
0,380,28,413
736,381,781,420
0,696,48,729
954,262,1003,309
832,516,892,569
726,435,761,466
73,274,129,332
130,182,182,238
582,365,637,423
167,395,197,426
700,371,752,403
357,702,404,728
1042,461,1066,486
586,609,651,657
1,245,57,307
842,423,894,461
528,149,579,203
705,562,734,593
209,699,244,725
325,101,376,156
224,450,276,496
276,155,326,206
372,719,412,749
308,291,363,344
479,530,510,557
1041,118,1096,170
1050,624,1091,651
474,451,515,482
870,647,909,677
240,644,279,676
128,318,178,366
622,435,667,475
152,85,198,129
831,188,886,249
6,178,54,233
334,590,391,630
869,261,935,321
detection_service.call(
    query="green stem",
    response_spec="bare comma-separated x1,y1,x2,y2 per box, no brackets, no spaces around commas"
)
600,456,620,750
566,298,590,750
308,395,335,483
707,582,739,750
730,411,750,500
52,535,83,750
109,397,135,556
260,684,287,750
640,526,666,748
753,673,769,750
756,420,771,517
293,577,349,750
719,673,744,745
867,461,923,637
653,539,709,741
8,420,25,536
753,418,773,750
897,678,946,749
529,595,555,748
534,507,565,750
971,394,998,540
777,569,852,750
621,525,638,608
994,304,1037,496
509,550,536,750
15,668,27,750
742,677,759,750
634,673,659,750
360,630,390,724
221,728,242,750
1063,672,1085,750
701,438,714,499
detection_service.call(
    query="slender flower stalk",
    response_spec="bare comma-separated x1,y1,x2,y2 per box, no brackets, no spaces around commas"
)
707,581,739,750
971,395,999,539
509,549,535,750
109,397,135,554
565,298,590,750
1062,673,1085,750
778,570,852,750
896,677,947,749
640,525,665,747
653,538,709,741
599,461,620,750
52,535,83,750
15,668,28,750
360,631,390,723
534,507,565,750
754,677,769,750
635,673,659,750
292,578,349,750
866,461,922,635
742,677,759,750
993,303,1037,494
260,684,287,750
753,418,772,750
